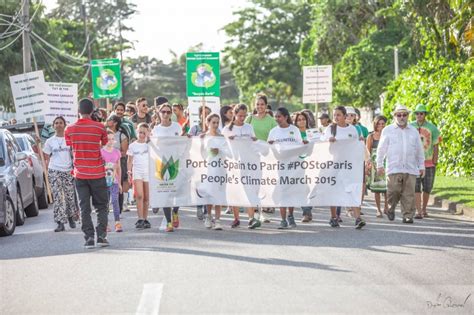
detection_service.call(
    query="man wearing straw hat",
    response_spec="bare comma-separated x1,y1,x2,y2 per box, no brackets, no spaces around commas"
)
376,105,425,223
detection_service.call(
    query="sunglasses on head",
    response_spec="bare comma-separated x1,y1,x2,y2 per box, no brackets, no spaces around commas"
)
396,113,408,118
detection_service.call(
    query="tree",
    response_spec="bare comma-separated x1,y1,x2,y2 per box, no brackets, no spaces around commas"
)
223,0,313,106
0,1,87,112
299,0,396,67
400,0,473,60
334,6,416,108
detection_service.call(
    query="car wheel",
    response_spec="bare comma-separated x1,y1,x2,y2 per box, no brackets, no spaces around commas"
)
0,195,16,236
38,176,48,209
16,188,26,226
25,184,39,217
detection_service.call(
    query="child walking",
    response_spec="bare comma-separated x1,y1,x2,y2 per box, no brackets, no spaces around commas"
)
127,123,151,229
101,130,123,232
201,113,225,230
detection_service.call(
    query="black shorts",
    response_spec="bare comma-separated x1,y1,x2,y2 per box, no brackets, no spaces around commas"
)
415,166,436,193
120,156,128,182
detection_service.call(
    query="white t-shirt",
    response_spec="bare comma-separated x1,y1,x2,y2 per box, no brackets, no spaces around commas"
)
221,123,255,139
127,142,149,174
267,125,303,144
322,124,359,141
151,122,182,137
43,136,72,172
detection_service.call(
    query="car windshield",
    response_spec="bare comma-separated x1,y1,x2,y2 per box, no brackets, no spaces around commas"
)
14,136,28,151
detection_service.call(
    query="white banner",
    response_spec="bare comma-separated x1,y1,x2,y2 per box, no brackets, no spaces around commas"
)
302,65,332,104
187,96,220,128
149,137,364,208
44,82,78,125
9,70,48,121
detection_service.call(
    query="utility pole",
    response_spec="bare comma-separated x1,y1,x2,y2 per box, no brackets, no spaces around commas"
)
21,0,53,203
22,0,31,73
81,0,92,76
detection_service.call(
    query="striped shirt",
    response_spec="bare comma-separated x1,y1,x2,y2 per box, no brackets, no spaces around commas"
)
65,118,108,179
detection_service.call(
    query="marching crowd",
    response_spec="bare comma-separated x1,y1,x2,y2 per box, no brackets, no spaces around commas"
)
41,94,441,249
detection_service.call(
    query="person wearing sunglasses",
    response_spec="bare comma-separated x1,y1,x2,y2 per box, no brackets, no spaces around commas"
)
151,102,184,232
131,97,152,127
376,105,425,223
410,104,441,219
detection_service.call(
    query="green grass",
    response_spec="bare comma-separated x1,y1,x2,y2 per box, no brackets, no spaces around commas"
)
432,176,474,208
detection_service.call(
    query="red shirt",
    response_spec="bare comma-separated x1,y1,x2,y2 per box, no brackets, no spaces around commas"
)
65,118,108,179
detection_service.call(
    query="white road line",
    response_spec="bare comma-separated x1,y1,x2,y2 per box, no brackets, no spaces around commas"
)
136,283,163,315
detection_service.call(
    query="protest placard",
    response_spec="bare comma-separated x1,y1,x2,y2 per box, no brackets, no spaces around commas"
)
9,70,48,121
186,52,220,97
91,58,122,99
302,65,332,103
44,82,78,125
187,97,221,128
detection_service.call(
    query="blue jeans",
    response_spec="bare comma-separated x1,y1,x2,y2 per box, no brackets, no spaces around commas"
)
108,183,120,221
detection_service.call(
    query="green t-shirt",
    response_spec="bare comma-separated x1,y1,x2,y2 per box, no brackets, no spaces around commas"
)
357,123,369,139
245,114,277,141
410,120,441,167
300,130,307,141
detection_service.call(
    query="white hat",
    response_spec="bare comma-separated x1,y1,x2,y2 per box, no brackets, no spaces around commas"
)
392,104,411,115
345,106,356,115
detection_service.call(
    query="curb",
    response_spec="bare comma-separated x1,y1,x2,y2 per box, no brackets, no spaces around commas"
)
430,195,474,219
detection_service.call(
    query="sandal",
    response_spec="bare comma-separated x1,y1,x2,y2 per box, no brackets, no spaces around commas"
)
422,212,429,218
414,214,423,219
376,211,383,218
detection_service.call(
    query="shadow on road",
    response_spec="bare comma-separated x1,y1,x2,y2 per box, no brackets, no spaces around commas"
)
1,202,473,267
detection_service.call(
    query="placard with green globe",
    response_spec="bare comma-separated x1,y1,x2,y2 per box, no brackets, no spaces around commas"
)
91,58,122,99
186,52,220,97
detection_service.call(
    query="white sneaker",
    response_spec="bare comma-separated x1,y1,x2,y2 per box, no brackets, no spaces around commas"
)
204,216,212,229
213,219,223,230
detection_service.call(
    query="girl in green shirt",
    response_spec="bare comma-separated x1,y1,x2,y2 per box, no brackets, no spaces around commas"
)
245,94,277,141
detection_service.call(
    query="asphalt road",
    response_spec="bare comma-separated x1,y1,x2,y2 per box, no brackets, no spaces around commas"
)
1,197,473,314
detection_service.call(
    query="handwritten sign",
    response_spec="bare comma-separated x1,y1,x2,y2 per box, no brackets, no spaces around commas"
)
44,82,78,125
9,71,48,121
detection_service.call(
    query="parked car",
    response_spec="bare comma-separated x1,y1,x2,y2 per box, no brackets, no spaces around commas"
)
0,129,39,236
13,133,49,209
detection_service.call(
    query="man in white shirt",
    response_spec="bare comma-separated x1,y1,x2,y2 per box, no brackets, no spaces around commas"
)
376,105,425,223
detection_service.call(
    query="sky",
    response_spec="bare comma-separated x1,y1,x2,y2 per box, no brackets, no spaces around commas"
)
43,0,248,63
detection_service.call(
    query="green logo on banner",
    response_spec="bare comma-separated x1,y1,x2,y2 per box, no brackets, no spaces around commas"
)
186,52,220,97
91,58,122,99
155,156,180,181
